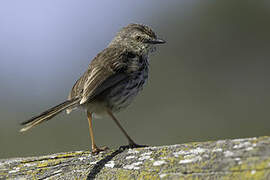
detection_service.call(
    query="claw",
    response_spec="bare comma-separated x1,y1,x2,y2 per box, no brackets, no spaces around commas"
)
129,143,148,148
91,146,109,155
119,142,148,150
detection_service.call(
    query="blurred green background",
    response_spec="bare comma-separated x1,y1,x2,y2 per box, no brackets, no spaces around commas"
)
1,0,270,158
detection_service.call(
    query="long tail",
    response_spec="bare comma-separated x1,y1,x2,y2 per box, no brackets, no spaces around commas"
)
20,98,80,132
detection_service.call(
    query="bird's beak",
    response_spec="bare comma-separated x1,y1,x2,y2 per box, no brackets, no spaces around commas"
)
147,38,166,44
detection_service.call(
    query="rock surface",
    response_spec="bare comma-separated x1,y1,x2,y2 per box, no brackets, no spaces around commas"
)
1,136,270,179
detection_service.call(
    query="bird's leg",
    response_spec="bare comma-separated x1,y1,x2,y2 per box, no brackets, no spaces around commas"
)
106,109,147,149
87,111,108,154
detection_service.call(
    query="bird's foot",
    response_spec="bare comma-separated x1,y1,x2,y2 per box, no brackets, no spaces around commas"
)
91,146,109,155
119,142,148,150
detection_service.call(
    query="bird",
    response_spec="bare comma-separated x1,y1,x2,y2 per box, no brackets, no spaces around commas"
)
20,23,166,154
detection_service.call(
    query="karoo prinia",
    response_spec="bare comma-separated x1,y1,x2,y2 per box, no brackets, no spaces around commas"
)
20,24,165,154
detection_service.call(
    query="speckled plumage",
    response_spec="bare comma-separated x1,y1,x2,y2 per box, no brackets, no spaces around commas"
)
67,45,149,116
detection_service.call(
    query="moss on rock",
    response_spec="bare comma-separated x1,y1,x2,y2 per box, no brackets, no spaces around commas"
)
1,136,270,179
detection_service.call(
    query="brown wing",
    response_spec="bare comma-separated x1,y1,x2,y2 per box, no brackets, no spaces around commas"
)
68,46,128,104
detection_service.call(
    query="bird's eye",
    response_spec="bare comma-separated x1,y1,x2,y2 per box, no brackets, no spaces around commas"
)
135,36,142,41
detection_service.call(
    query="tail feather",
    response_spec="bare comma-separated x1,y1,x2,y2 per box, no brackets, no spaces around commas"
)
20,98,80,132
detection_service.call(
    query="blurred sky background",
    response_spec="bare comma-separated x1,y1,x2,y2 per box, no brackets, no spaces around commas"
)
1,0,270,158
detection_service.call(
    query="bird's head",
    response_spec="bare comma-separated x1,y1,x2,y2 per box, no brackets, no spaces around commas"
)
109,23,165,55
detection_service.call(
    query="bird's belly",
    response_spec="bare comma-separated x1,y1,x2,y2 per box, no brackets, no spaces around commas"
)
106,71,148,112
